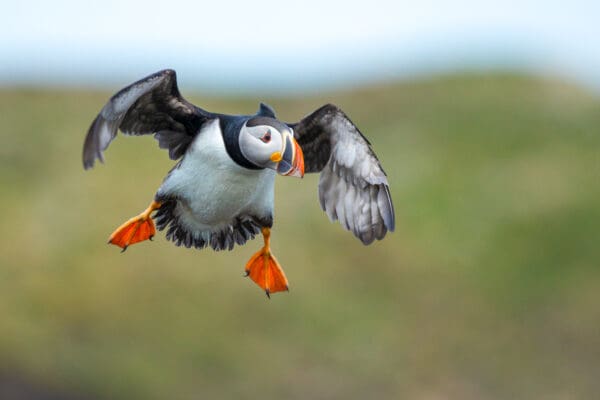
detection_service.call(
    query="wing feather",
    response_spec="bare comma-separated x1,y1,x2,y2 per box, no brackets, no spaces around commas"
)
82,69,212,169
291,104,395,244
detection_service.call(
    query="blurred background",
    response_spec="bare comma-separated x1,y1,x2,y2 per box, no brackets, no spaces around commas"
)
1,1,599,399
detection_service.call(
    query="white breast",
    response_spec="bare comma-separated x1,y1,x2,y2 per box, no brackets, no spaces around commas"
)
156,119,275,233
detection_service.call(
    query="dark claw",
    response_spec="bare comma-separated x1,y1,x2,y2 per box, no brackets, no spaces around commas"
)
121,246,128,253
265,289,270,299
243,270,249,277
149,235,154,241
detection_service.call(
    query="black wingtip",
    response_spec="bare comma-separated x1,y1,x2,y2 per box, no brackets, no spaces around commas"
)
82,115,100,170
383,185,396,232
257,102,276,118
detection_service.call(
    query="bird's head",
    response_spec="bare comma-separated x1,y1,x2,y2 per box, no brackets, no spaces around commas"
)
239,117,304,177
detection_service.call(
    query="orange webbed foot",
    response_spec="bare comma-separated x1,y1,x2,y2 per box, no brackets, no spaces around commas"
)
244,228,289,297
108,201,161,251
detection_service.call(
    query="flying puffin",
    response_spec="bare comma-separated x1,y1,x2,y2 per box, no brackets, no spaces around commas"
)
83,69,394,297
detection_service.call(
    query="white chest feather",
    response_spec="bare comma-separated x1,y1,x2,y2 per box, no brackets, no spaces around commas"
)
157,119,275,231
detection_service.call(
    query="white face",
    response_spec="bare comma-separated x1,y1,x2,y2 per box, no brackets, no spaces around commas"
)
239,122,286,169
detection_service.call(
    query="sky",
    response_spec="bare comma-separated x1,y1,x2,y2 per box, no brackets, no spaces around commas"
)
2,0,600,94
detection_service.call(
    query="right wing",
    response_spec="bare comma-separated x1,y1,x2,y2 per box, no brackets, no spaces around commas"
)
289,104,394,245
82,69,213,169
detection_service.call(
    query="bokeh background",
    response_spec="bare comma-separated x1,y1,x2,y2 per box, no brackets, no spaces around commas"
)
1,1,599,399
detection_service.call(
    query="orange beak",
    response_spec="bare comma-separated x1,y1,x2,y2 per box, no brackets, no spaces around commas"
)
276,133,304,178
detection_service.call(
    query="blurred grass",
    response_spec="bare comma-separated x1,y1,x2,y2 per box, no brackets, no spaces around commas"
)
0,73,599,399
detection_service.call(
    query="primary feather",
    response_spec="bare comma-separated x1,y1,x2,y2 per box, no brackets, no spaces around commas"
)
290,104,395,244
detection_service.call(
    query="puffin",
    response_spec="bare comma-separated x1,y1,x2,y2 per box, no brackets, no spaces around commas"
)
83,69,394,297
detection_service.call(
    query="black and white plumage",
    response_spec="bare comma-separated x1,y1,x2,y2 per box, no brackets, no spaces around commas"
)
83,69,394,253
291,105,395,244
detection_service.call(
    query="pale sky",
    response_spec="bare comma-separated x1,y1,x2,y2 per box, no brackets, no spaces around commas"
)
2,0,599,93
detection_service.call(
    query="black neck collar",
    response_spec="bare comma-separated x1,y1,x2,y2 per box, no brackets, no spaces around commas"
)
219,117,262,170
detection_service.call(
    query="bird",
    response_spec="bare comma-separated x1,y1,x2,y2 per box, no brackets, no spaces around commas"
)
82,69,395,297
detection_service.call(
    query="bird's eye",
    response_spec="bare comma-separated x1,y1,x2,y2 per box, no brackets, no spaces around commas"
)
260,131,271,143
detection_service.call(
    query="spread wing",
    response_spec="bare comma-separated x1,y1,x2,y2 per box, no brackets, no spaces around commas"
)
290,104,395,245
82,69,213,169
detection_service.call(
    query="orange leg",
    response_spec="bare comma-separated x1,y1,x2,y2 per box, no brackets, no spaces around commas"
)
244,227,289,298
108,201,161,252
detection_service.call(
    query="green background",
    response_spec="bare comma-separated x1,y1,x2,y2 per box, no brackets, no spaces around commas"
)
1,73,599,399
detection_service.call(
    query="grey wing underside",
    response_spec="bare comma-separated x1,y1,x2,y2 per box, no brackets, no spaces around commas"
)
290,104,395,245
83,69,213,169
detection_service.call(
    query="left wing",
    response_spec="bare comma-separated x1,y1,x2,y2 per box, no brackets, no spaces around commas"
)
83,69,213,169
289,104,395,245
